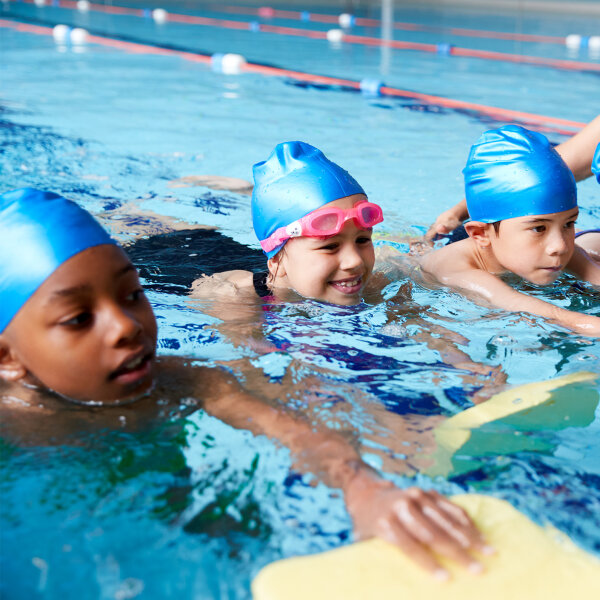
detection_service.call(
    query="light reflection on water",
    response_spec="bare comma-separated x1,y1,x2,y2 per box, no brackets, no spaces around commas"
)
1,3,599,597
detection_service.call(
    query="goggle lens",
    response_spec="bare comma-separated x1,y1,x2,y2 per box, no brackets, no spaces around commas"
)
358,204,383,226
310,211,343,233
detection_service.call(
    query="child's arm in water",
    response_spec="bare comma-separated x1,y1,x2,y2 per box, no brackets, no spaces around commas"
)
186,362,490,578
421,241,600,336
425,115,600,242
566,245,600,283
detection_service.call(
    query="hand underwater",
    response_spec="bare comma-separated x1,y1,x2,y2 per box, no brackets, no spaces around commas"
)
345,470,493,579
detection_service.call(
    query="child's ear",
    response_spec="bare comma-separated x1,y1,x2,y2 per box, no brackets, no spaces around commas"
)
464,221,493,248
0,338,27,382
267,254,287,280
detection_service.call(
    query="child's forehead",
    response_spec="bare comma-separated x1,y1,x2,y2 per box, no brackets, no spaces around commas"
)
506,207,579,225
37,245,135,301
313,193,368,211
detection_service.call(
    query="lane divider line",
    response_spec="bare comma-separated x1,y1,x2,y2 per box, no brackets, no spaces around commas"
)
209,3,570,45
0,17,584,136
6,0,600,73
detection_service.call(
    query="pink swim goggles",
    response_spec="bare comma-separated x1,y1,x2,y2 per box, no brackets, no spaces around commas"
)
260,201,384,254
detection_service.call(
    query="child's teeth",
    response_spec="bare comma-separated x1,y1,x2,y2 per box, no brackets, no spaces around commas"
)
125,356,143,370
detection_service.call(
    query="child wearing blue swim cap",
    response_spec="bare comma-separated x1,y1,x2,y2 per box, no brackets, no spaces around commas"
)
425,114,600,245
0,188,489,578
421,125,600,336
192,141,384,306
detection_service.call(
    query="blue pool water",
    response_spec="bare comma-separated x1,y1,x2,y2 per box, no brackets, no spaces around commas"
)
1,1,599,598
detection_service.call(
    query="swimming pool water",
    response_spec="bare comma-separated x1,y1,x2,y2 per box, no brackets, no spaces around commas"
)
1,1,599,598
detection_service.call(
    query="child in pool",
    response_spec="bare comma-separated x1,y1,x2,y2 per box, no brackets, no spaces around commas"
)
191,141,382,305
420,125,600,337
190,141,507,393
425,114,600,261
0,188,491,578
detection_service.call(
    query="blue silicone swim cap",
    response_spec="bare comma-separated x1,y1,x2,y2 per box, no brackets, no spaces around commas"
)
0,188,116,333
592,142,600,183
252,141,365,258
464,125,577,223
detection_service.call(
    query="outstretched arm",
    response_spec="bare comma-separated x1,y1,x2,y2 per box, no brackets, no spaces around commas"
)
424,199,469,242
567,245,600,285
443,268,600,336
199,366,490,579
556,114,600,182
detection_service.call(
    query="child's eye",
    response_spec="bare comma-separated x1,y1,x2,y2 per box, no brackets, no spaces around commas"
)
531,225,546,233
356,236,373,245
565,220,576,229
125,288,145,302
318,242,339,251
59,312,92,328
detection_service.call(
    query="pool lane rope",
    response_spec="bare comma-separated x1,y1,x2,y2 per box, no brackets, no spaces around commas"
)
0,17,586,136
7,0,600,74
210,2,599,48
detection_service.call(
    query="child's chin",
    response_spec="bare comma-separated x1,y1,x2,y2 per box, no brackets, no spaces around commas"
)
528,271,561,286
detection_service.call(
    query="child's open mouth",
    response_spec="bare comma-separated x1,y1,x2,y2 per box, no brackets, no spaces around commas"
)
109,351,154,385
329,276,362,294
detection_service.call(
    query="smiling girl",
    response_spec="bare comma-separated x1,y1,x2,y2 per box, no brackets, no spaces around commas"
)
191,141,383,305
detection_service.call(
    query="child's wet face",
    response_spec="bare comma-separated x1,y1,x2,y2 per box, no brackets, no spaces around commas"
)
274,194,376,305
2,245,157,404
489,208,578,284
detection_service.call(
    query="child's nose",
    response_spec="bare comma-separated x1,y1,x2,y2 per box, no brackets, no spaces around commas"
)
106,305,143,347
546,230,570,255
340,243,364,270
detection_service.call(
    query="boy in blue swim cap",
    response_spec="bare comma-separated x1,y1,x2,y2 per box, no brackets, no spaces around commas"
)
0,188,489,578
192,141,383,306
421,125,600,336
425,114,600,244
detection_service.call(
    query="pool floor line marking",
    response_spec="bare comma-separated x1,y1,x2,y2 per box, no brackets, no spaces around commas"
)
0,17,584,136
8,0,600,74
208,2,569,45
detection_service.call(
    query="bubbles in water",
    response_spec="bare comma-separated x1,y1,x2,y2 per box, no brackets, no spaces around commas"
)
115,578,145,600
489,334,516,346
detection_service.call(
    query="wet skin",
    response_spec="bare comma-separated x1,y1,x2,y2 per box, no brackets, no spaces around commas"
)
270,194,376,306
480,208,578,285
0,242,491,578
0,245,158,405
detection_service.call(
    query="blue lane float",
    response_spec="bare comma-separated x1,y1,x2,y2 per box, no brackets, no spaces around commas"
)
436,43,453,56
359,78,384,97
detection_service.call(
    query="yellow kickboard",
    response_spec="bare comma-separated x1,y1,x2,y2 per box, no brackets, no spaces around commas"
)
252,494,600,600
428,371,599,477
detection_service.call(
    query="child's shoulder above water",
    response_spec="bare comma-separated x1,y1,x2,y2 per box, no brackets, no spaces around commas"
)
421,125,600,336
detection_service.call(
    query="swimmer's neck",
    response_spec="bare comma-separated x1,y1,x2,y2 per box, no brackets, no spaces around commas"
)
0,379,55,411
468,238,508,276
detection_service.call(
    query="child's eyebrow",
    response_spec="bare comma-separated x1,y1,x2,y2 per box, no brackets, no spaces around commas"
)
45,265,137,304
523,210,579,223
46,284,93,303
